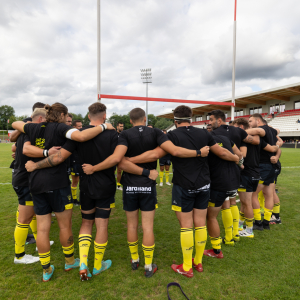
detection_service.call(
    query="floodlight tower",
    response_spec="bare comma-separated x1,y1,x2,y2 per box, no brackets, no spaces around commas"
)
140,68,152,125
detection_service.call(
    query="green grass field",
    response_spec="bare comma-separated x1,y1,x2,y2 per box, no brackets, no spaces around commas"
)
0,144,300,300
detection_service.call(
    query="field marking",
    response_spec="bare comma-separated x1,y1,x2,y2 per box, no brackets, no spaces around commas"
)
0,183,11,185
282,166,300,168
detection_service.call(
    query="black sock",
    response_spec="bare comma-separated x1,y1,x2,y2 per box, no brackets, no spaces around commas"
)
213,248,221,254
273,213,280,218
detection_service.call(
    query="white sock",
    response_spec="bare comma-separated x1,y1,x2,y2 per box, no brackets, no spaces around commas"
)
145,264,152,271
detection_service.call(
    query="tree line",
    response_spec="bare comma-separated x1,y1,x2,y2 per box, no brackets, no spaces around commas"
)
0,105,173,131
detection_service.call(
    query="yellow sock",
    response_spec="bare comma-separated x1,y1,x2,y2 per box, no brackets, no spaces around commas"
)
245,218,254,228
239,211,245,222
159,171,164,183
264,208,273,221
79,234,92,266
39,251,51,273
194,226,207,265
253,209,261,221
210,236,221,250
165,170,170,183
258,191,265,209
94,241,107,270
128,240,139,261
222,208,233,242
230,205,240,236
71,186,77,200
180,228,193,271
30,216,37,240
14,222,29,259
142,244,155,267
273,202,280,214
117,182,121,187
62,243,75,265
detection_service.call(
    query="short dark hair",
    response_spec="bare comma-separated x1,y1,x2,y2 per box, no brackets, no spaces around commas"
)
72,120,82,127
163,129,167,133
32,102,45,111
250,113,264,123
117,122,124,126
234,118,249,130
206,124,212,127
68,113,73,119
88,102,106,117
229,120,233,124
129,108,145,123
173,105,192,124
147,124,153,128
209,110,226,122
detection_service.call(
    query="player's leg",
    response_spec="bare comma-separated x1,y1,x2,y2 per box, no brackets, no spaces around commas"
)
262,183,275,229
116,167,123,190
271,189,281,224
221,198,234,244
71,174,80,205
165,164,171,185
229,196,240,242
252,183,264,230
238,192,254,238
159,165,164,186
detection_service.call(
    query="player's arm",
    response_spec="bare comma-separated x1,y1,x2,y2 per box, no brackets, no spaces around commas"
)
12,143,17,153
23,141,61,158
67,123,115,142
210,144,239,162
160,140,209,158
232,145,243,160
128,147,167,164
246,128,266,137
82,145,128,175
276,136,283,147
118,158,158,181
263,144,279,153
12,121,26,133
25,148,72,172
270,148,281,164
243,134,260,145
240,146,247,158
10,130,22,142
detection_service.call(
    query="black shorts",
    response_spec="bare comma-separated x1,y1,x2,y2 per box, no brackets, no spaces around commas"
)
32,186,73,215
123,185,157,212
159,157,171,166
209,189,237,208
259,164,276,186
13,186,33,206
274,166,281,184
171,184,210,212
80,191,115,211
71,163,81,176
238,175,259,193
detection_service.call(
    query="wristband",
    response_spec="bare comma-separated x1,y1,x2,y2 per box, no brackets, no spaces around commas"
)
43,149,48,157
101,124,107,131
196,150,201,157
238,157,244,167
142,169,150,177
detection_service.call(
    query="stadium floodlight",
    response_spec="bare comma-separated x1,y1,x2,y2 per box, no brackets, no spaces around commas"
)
140,68,152,125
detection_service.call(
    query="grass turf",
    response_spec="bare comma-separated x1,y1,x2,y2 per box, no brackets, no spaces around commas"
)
0,144,299,299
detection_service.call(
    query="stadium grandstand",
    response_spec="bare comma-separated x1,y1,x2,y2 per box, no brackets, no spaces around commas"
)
158,82,300,143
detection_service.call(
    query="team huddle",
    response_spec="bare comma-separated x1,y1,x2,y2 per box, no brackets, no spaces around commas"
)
10,102,282,281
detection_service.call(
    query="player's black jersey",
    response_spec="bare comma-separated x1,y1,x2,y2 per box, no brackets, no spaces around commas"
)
64,125,118,199
208,135,240,192
118,126,168,187
212,125,247,149
23,122,74,194
12,133,30,187
259,125,277,164
167,126,216,190
240,138,267,178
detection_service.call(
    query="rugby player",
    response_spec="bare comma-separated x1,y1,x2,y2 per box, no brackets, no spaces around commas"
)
206,124,212,133
81,107,209,278
159,130,171,186
70,120,83,205
122,106,239,277
247,114,281,230
13,108,56,264
233,118,278,237
209,110,259,244
116,122,124,191
12,102,114,282
204,134,241,259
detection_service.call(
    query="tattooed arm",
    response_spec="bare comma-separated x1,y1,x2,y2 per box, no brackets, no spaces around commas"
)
25,149,72,172
243,134,260,145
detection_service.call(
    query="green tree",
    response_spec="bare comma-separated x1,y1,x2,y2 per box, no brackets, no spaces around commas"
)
147,114,157,127
69,112,84,123
0,105,15,130
154,118,173,130
108,113,131,130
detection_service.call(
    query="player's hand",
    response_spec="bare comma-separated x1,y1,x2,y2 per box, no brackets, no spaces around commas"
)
49,146,61,156
12,152,16,159
25,160,37,172
82,164,95,175
200,146,210,157
149,169,159,180
105,123,115,130
270,156,278,164
234,154,239,163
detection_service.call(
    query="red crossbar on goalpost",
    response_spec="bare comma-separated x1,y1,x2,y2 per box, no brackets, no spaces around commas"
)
100,94,234,107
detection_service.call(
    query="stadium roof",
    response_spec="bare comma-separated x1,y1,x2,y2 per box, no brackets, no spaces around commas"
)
157,82,300,119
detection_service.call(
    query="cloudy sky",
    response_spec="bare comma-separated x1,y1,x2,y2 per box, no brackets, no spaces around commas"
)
1,0,300,118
